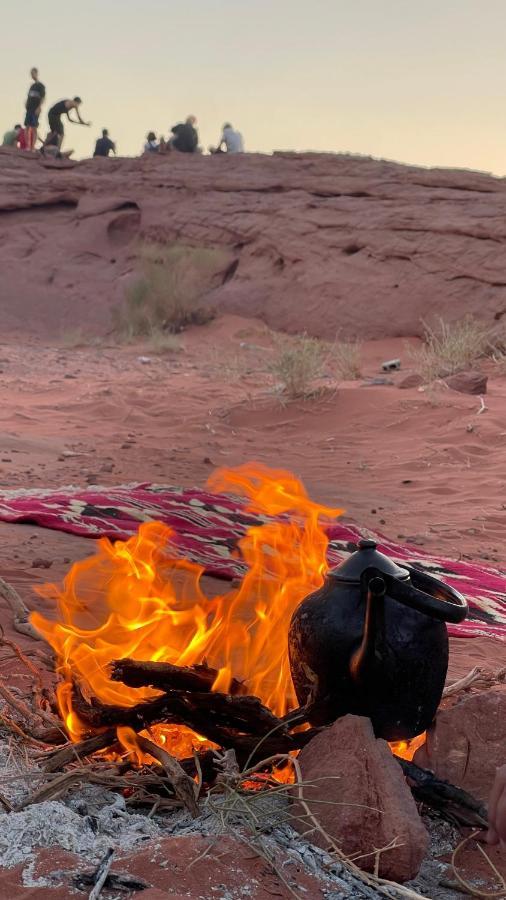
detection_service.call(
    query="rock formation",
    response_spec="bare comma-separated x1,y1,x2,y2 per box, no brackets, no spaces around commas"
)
2,148,506,340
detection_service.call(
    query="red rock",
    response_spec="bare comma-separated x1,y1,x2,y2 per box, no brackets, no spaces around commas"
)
291,715,429,882
398,373,424,389
445,370,488,394
2,151,506,341
414,687,506,802
117,833,327,899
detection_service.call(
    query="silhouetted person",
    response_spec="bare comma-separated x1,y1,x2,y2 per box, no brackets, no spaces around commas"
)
24,68,45,151
144,131,159,153
216,123,244,154
171,115,199,153
46,98,90,150
2,124,22,147
94,128,116,157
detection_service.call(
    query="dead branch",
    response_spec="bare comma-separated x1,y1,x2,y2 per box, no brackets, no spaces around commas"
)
443,666,496,698
0,577,40,641
134,734,200,818
395,757,488,828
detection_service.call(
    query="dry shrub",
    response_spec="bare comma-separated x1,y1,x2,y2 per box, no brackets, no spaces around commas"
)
144,331,182,355
332,339,362,380
270,334,328,399
412,316,495,383
114,243,229,338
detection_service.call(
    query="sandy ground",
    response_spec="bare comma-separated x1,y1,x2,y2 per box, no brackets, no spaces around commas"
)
0,313,504,679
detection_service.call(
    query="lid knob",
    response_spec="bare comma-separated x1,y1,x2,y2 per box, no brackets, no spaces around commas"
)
358,539,377,551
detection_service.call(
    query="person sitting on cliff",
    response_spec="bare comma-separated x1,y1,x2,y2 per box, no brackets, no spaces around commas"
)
2,124,22,147
170,116,199,153
144,131,160,153
47,98,90,150
94,128,116,157
489,765,506,850
211,123,244,155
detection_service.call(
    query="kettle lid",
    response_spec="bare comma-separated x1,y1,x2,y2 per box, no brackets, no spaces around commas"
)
329,539,410,583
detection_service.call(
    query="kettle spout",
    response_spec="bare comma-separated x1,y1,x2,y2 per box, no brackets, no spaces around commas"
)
350,574,386,685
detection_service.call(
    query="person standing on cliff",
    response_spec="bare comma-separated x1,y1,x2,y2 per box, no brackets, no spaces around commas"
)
45,98,91,150
24,67,45,151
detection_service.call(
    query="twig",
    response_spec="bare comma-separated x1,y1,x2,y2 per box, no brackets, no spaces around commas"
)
134,734,200,818
477,397,488,415
42,729,117,773
443,667,493,698
0,577,40,640
0,791,12,811
451,829,506,898
89,848,114,900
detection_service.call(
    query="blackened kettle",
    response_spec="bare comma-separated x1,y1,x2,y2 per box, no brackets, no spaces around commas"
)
288,540,468,741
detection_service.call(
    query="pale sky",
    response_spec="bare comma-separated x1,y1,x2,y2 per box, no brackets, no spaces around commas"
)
2,0,506,172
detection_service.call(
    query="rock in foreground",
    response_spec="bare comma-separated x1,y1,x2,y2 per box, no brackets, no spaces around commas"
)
291,714,429,882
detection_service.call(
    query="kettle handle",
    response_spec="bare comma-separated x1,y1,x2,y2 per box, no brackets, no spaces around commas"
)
381,566,468,624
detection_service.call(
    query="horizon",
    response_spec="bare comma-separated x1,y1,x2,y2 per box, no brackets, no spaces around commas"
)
2,0,506,173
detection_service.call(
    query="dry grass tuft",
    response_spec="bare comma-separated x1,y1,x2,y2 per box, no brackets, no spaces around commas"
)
114,243,228,339
144,331,182,355
411,317,495,383
269,334,329,399
332,339,362,380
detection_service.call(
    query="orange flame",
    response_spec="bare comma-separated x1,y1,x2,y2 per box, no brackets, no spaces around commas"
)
31,463,343,758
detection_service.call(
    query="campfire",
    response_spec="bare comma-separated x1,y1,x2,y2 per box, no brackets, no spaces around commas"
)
3,463,498,895
31,465,344,774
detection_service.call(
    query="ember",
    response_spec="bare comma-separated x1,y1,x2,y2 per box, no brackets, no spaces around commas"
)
31,464,343,763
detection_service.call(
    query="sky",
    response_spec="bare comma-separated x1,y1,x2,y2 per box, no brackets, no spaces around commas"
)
2,0,506,172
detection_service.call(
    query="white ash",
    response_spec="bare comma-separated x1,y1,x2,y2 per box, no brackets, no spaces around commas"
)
0,797,158,870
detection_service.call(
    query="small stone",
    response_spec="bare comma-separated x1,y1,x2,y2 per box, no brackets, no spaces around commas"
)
32,558,53,569
86,474,99,485
100,462,114,473
291,715,429,882
398,373,424,389
445,370,488,395
138,356,152,364
382,358,401,371
203,457,213,465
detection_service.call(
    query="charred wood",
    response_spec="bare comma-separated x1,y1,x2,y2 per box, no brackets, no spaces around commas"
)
395,756,488,828
111,659,247,696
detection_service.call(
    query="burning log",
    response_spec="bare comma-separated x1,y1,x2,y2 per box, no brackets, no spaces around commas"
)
71,682,309,761
111,659,247,696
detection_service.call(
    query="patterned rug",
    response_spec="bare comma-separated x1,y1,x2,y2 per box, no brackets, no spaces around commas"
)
0,483,504,641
